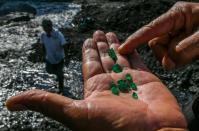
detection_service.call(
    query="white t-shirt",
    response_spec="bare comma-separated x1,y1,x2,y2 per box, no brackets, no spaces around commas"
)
40,29,66,64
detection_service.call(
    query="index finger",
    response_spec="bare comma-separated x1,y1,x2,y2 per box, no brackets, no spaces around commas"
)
118,10,184,54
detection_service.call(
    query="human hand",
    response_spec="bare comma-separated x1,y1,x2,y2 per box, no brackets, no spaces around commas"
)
119,2,199,69
6,31,187,131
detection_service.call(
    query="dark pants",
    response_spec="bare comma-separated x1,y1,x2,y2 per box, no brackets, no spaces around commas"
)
45,59,64,91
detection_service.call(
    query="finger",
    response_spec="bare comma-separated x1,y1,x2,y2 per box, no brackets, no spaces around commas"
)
149,40,176,70
6,89,88,130
176,31,199,53
105,32,130,70
93,30,114,73
119,3,193,54
148,34,170,46
82,38,103,81
105,32,119,46
148,34,171,65
118,12,176,54
168,32,199,67
182,5,193,34
129,50,150,72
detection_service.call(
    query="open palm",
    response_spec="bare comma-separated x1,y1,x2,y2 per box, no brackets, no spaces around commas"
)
6,31,186,131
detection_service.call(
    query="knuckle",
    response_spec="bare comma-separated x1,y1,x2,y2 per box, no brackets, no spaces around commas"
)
173,1,190,11
174,1,187,8
40,92,50,103
98,42,108,54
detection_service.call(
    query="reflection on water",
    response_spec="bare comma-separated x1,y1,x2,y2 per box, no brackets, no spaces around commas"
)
0,2,82,131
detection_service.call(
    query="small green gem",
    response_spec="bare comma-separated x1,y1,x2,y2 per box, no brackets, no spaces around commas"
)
112,64,122,73
130,82,137,91
108,48,117,61
132,92,138,99
117,80,129,91
125,73,133,82
111,82,119,95
110,82,117,88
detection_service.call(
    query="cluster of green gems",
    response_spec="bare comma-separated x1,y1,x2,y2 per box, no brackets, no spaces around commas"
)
108,48,138,100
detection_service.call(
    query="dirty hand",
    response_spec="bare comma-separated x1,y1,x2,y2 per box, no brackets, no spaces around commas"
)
6,31,187,131
119,2,199,69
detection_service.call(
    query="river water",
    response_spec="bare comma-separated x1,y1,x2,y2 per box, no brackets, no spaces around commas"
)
0,1,82,131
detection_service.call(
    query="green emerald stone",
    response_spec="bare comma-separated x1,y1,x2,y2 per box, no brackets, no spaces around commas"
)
110,82,117,88
132,92,138,99
117,80,129,91
112,64,122,73
130,82,137,91
125,73,133,82
108,48,117,61
111,82,119,95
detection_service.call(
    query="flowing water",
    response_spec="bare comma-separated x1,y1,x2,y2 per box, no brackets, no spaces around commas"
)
0,1,82,131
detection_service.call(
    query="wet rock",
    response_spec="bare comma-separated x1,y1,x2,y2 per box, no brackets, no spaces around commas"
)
73,0,174,33
0,2,36,25
27,42,45,63
0,2,36,16
0,12,34,26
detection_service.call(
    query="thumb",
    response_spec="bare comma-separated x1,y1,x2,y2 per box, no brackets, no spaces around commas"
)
6,89,88,130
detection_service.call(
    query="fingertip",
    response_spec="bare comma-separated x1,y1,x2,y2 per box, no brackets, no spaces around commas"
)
118,45,123,53
105,32,117,40
118,44,131,55
175,44,183,52
106,32,119,45
83,38,94,50
6,96,27,111
93,30,106,43
5,99,13,111
84,38,93,44
106,32,116,37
